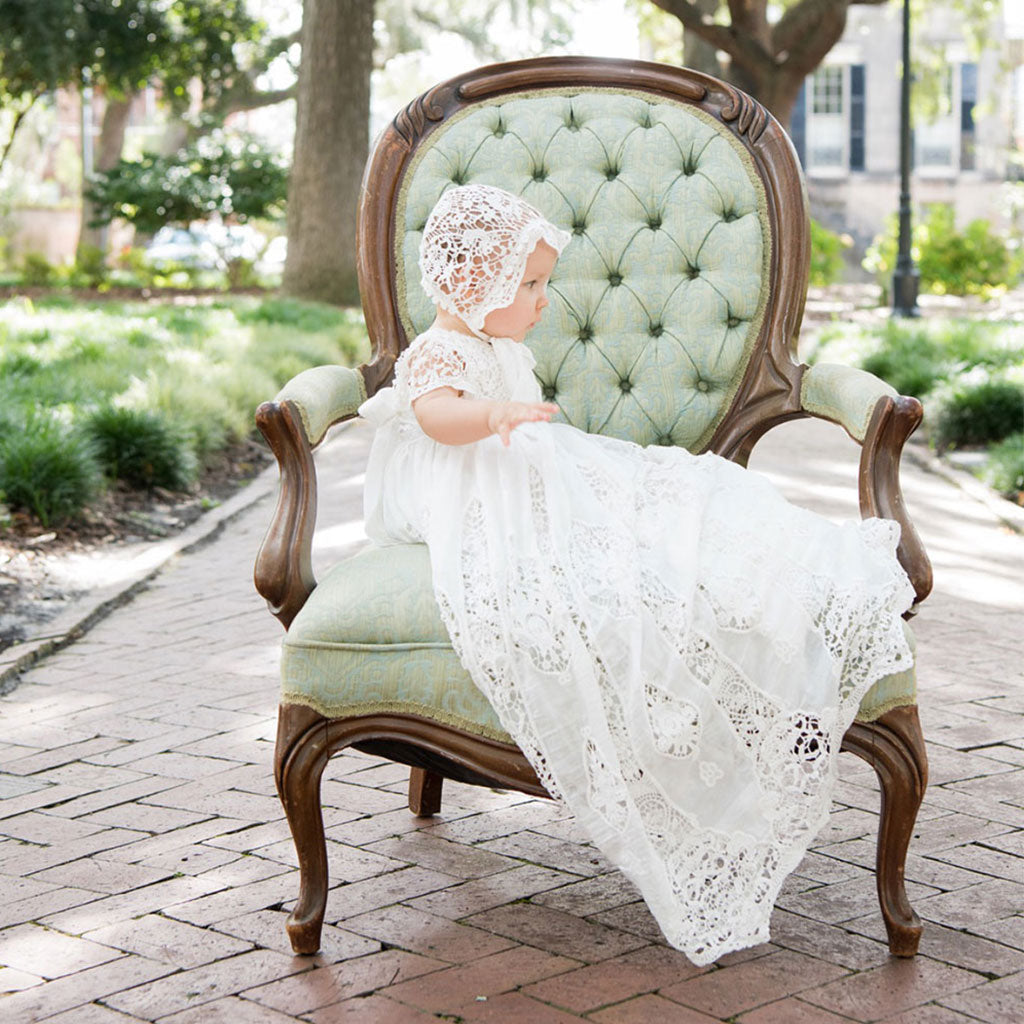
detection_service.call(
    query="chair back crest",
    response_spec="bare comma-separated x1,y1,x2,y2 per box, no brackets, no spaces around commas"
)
358,57,810,457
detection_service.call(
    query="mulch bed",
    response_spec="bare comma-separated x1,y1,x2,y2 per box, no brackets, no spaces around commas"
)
0,437,273,654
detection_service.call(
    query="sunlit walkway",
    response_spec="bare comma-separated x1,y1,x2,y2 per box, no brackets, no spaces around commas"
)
1,417,1022,1022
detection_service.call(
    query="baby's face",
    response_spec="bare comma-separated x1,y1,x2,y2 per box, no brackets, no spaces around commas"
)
483,241,557,342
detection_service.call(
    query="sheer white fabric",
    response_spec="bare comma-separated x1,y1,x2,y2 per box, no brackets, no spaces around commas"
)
359,325,914,965
418,184,571,332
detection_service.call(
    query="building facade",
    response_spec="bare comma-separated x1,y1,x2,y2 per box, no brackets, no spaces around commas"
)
792,3,1021,253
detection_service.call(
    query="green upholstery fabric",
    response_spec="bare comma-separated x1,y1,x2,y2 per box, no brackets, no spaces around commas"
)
274,365,367,447
281,544,916,738
396,90,771,452
801,363,898,443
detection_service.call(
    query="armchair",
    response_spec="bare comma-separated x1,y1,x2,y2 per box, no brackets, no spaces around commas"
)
255,57,931,961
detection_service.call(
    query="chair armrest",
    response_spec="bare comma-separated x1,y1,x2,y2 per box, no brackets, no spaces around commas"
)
800,363,933,609
800,363,896,443
254,365,368,629
273,364,368,448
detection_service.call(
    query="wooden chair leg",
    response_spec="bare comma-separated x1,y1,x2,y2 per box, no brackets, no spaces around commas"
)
275,703,332,955
841,704,929,957
409,766,444,816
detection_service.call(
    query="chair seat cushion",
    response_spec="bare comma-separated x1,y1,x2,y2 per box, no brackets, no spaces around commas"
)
281,543,916,740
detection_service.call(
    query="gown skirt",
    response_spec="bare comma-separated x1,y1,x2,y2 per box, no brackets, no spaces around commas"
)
363,405,914,965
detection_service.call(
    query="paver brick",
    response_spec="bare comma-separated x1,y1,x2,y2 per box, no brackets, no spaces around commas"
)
587,993,724,1023
103,948,311,1019
242,948,445,1016
799,957,983,1021
84,913,254,969
340,903,516,963
465,901,648,962
659,949,849,1019
384,944,577,1012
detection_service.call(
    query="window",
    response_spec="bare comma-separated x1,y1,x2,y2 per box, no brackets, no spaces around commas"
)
806,66,847,171
915,66,956,171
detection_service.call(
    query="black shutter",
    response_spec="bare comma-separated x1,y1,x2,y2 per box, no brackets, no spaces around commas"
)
791,78,807,168
849,64,866,171
961,62,977,171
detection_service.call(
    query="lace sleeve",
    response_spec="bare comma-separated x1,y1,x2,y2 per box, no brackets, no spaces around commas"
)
401,333,473,402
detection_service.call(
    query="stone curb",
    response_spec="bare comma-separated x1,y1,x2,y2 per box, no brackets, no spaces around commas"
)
0,425,353,693
904,438,1024,536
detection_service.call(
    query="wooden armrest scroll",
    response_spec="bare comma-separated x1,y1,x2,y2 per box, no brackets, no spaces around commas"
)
254,400,319,629
859,395,933,610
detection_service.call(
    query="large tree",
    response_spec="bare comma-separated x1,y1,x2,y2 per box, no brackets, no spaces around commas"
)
284,0,575,306
283,0,373,306
0,0,294,256
645,0,997,133
646,0,891,131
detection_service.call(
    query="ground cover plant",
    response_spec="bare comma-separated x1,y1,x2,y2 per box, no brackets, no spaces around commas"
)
807,317,1024,503
0,295,368,526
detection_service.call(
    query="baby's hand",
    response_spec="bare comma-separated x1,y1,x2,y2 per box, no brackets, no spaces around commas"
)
488,401,558,446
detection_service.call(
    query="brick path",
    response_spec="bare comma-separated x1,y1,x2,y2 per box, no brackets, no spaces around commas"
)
1,418,1022,1023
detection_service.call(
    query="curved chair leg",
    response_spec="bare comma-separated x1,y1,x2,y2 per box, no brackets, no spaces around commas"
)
275,703,333,955
409,767,444,816
841,704,929,957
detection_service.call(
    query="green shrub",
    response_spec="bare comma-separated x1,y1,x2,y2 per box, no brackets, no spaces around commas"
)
917,205,1013,297
19,252,57,288
83,406,197,491
0,418,100,526
860,323,945,398
982,433,1024,498
934,378,1024,450
809,219,849,287
863,204,1017,300
70,244,109,289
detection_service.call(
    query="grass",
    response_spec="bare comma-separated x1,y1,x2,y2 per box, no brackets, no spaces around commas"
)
0,294,369,524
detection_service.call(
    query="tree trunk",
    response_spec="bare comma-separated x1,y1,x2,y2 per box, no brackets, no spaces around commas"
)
77,92,133,260
283,0,373,306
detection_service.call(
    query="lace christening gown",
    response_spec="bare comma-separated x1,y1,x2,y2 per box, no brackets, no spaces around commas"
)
359,324,914,965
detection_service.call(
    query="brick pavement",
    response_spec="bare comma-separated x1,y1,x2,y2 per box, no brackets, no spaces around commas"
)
1,417,1022,1023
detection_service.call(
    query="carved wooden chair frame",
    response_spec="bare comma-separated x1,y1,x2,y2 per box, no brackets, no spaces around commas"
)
256,57,931,960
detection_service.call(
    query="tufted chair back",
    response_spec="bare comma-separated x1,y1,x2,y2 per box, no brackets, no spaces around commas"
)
358,57,810,459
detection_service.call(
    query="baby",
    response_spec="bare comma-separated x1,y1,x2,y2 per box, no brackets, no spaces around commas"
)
358,182,914,966
413,234,560,446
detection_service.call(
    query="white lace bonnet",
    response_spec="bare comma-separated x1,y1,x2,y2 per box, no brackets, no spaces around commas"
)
418,184,571,333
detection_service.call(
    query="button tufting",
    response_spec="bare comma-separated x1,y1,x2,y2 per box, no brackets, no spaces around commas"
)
649,322,663,337
647,216,662,231
695,379,710,393
542,384,557,400
493,124,506,139
451,171,467,185
686,264,700,280
605,167,619,181
577,326,593,342
532,168,548,182
726,315,742,328
682,161,698,176
722,209,739,222
608,272,623,287
657,435,673,446
619,379,632,393
572,218,587,235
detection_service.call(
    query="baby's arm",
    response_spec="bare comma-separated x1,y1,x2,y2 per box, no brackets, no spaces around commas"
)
413,387,558,446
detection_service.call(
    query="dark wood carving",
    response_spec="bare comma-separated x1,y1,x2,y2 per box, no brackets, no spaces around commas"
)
257,57,932,964
841,705,929,957
254,400,322,630
860,396,933,608
276,700,927,958
718,83,770,143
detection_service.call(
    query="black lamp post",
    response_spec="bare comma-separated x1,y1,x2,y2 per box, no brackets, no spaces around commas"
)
892,0,920,316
